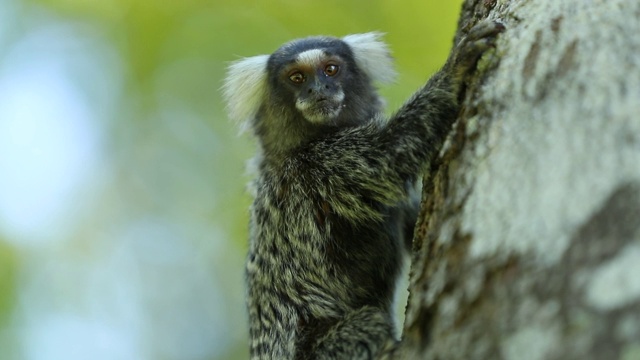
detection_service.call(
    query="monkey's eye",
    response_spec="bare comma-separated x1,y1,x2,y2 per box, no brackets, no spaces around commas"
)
289,72,305,84
324,64,339,76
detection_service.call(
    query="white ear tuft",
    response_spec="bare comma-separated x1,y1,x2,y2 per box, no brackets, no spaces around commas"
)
342,32,396,84
223,55,270,132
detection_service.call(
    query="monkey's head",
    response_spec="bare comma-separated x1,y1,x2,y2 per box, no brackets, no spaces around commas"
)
224,33,396,154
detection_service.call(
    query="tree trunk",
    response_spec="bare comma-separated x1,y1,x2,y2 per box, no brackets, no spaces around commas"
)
398,0,640,359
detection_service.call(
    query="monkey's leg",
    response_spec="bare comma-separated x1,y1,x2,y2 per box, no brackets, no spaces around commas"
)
312,306,396,360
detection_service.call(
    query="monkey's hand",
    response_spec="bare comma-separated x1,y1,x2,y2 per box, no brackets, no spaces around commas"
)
447,20,506,80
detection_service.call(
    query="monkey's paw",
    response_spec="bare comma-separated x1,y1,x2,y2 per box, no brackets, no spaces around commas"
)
452,20,505,74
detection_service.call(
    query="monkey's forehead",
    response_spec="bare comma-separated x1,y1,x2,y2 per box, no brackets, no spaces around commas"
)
268,36,352,68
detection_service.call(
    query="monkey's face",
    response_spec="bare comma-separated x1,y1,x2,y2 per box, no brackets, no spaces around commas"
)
225,32,393,142
280,49,347,124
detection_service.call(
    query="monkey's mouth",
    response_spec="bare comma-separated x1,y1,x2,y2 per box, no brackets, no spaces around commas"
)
298,97,344,123
316,97,341,112
313,99,342,119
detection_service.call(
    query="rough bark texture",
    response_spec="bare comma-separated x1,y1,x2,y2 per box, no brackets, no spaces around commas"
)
398,0,640,359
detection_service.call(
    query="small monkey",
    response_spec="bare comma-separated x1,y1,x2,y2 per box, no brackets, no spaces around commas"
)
224,20,504,360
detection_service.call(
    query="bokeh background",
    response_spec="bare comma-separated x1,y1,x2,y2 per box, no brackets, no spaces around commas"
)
0,0,463,359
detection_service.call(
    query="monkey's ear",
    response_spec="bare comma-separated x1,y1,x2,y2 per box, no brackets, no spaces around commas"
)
223,55,269,132
342,32,396,84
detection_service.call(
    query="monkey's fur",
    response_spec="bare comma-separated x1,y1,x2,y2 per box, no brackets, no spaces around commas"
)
224,20,504,359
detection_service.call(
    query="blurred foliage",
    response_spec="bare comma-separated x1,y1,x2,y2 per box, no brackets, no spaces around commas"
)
0,239,18,359
1,0,463,359
27,0,464,108
0,240,17,323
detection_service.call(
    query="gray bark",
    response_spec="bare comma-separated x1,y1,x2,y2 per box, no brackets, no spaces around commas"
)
399,0,640,359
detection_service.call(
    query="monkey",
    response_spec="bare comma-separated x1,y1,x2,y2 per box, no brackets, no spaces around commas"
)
223,20,505,359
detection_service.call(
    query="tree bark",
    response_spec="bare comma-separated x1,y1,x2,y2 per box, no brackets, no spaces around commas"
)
398,0,640,359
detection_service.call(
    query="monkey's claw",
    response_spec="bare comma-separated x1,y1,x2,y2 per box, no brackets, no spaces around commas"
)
467,20,506,42
453,20,505,72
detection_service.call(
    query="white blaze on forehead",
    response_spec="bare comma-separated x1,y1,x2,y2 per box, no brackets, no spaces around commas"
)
296,49,326,67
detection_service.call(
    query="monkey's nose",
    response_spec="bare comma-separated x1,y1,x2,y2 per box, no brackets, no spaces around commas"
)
308,84,330,94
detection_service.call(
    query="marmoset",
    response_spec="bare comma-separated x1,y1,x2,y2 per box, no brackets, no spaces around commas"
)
224,20,504,360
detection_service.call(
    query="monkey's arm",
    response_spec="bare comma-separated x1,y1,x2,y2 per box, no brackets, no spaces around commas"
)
314,21,505,221
379,20,505,183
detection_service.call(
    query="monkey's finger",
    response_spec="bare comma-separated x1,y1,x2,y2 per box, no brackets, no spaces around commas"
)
453,20,505,70
458,36,498,62
466,20,506,42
